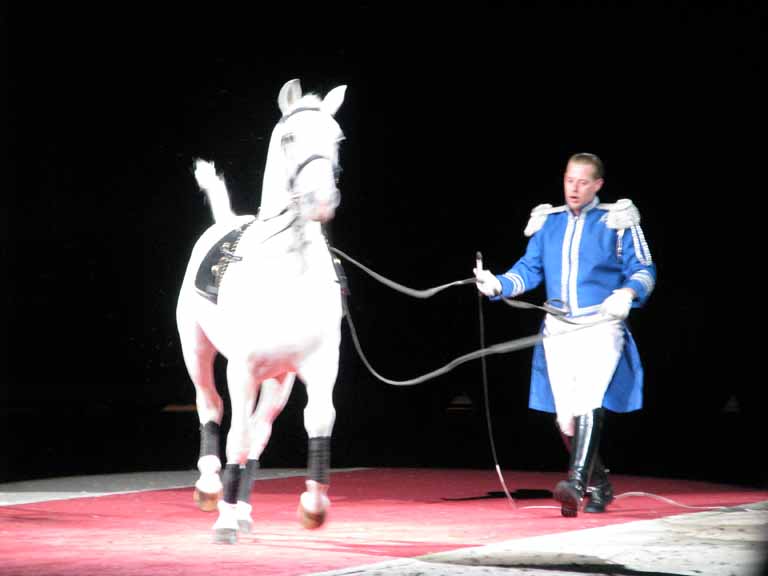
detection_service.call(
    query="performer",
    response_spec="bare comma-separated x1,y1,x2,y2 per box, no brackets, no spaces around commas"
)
474,153,656,517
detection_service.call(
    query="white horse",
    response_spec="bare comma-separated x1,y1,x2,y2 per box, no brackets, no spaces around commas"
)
176,79,347,543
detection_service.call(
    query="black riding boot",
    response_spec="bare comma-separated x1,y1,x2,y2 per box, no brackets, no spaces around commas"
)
559,421,614,513
558,415,614,513
584,458,614,513
554,408,603,517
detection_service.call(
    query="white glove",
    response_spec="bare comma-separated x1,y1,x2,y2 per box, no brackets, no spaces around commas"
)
194,159,220,190
600,289,634,320
474,268,502,297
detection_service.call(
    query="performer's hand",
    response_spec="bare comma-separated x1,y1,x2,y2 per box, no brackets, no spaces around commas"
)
600,289,634,319
473,268,502,297
194,159,221,190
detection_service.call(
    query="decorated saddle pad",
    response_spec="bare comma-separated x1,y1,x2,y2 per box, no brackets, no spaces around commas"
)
195,219,256,304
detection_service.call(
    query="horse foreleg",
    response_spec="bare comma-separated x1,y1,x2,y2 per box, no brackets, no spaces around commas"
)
212,359,259,544
194,421,223,512
299,437,332,529
297,347,339,529
236,373,296,533
177,314,224,511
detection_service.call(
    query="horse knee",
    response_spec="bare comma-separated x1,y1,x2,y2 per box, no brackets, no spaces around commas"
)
304,402,336,438
248,421,273,459
225,430,251,465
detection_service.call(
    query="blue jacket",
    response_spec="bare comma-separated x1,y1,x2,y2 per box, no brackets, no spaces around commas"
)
495,197,656,413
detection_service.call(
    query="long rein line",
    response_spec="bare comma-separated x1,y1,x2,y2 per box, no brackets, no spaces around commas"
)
328,246,476,298
475,287,517,506
329,246,610,388
329,247,582,320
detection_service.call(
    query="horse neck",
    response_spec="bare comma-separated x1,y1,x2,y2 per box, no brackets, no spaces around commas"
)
258,126,292,218
259,138,326,245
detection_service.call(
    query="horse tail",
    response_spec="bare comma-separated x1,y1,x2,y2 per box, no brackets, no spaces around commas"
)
193,159,234,223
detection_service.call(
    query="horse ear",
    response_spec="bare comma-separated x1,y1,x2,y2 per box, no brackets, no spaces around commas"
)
321,85,347,117
278,79,302,115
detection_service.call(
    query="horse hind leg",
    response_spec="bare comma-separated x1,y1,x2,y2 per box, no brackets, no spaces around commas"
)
212,359,259,544
212,463,242,544
177,312,224,511
235,373,296,533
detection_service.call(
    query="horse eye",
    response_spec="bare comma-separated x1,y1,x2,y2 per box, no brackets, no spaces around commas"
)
281,133,295,148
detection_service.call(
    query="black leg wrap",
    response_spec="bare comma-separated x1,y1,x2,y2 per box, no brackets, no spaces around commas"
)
222,463,241,504
199,421,221,458
236,459,260,503
307,436,331,485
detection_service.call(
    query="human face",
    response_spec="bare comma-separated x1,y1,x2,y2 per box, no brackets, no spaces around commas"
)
563,161,603,215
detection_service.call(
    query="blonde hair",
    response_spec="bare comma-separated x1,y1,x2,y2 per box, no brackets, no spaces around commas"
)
568,153,604,180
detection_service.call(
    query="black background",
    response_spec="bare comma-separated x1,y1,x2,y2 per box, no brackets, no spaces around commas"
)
4,3,765,487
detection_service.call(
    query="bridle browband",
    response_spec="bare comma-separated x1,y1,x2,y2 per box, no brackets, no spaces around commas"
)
279,106,322,122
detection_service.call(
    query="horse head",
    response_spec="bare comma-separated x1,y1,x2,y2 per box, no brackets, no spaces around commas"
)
260,79,346,224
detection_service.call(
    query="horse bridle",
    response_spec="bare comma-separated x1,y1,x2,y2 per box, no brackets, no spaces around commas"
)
280,106,341,206
244,106,341,254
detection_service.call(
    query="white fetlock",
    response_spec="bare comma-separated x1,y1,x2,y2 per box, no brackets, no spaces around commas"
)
197,454,222,476
197,454,221,475
213,501,239,544
236,500,253,533
213,501,238,530
298,480,330,529
195,472,223,495
300,480,330,514
193,469,223,512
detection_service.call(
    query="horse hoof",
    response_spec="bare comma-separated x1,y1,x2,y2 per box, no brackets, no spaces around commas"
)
298,503,326,529
237,519,252,534
214,528,238,544
193,488,223,512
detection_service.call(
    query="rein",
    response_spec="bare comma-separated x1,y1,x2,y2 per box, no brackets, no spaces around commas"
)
329,246,612,386
257,206,299,244
329,247,476,298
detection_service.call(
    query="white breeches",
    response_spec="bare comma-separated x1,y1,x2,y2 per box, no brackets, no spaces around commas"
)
542,313,624,437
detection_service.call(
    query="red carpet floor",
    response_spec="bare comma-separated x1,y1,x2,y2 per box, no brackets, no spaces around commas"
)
1,468,766,576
